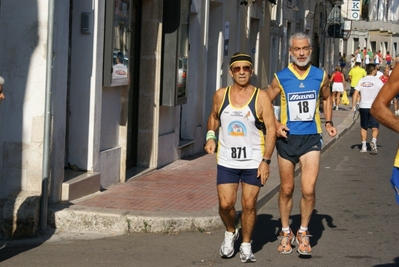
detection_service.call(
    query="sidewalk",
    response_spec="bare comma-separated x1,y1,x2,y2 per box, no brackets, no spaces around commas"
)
49,105,357,234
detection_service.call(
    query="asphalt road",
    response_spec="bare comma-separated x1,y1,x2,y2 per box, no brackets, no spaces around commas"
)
1,122,399,267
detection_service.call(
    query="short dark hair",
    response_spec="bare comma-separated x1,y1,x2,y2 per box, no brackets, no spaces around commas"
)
365,63,376,75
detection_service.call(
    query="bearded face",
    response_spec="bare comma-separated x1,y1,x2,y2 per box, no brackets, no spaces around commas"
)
291,53,311,67
289,38,312,68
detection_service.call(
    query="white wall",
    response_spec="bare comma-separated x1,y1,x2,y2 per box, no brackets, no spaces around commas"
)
0,0,46,198
67,0,106,177
50,1,71,202
68,0,97,171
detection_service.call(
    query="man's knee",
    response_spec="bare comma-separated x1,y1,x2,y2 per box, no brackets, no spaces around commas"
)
219,194,236,210
241,194,258,212
301,190,315,201
241,204,256,215
280,182,294,197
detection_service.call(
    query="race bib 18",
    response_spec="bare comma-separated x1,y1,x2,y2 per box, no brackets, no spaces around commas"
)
287,90,317,121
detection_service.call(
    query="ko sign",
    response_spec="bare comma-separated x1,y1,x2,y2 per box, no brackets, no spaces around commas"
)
350,0,361,20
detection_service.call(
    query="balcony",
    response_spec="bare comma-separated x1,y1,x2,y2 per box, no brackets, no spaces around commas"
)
351,20,399,34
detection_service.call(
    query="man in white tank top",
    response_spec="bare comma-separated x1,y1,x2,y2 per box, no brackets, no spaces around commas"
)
204,53,276,263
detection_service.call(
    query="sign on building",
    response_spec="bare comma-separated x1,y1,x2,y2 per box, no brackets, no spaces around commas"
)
349,0,361,20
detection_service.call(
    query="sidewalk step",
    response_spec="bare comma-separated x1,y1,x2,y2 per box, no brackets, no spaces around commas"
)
62,172,101,201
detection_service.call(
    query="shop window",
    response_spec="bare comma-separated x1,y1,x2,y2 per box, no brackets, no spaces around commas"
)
103,0,132,87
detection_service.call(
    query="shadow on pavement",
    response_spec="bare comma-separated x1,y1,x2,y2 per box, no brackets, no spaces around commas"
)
0,227,56,263
373,257,399,267
248,209,336,256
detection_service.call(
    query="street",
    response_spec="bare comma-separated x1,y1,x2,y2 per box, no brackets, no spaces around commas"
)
1,121,399,267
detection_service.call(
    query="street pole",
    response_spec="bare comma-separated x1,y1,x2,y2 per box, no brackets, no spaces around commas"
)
40,0,55,232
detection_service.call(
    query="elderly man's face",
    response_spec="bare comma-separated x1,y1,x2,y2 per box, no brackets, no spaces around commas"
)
289,38,312,67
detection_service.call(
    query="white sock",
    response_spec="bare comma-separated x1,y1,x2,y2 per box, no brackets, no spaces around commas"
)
241,242,251,248
362,141,367,148
372,138,377,144
299,226,308,233
282,227,290,234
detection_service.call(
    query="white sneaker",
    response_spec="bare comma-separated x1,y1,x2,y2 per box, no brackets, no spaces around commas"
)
239,243,256,263
220,229,239,258
360,147,367,153
370,142,378,155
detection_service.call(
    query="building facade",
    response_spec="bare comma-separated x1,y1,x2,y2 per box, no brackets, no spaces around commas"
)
5,0,383,234
0,0,280,232
332,0,399,73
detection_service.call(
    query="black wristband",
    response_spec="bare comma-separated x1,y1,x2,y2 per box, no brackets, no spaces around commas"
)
262,158,271,165
325,121,333,126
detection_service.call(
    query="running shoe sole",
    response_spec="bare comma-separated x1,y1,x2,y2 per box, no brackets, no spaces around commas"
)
240,256,256,263
296,232,312,255
277,229,295,254
370,142,378,155
219,229,239,258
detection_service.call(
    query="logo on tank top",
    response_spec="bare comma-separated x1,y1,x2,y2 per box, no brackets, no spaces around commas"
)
359,81,374,87
228,121,247,136
288,91,316,101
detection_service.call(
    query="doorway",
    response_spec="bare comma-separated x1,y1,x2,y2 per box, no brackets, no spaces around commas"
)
126,0,142,172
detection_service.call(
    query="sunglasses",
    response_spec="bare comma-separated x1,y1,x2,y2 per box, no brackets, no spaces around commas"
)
231,66,252,73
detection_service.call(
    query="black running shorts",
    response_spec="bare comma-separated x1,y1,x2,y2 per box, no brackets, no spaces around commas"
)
276,134,322,164
359,108,379,129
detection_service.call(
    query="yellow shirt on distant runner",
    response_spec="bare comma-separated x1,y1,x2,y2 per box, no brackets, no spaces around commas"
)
348,66,366,88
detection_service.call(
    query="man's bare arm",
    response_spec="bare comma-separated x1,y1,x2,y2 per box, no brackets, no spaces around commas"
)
371,64,399,133
204,88,225,154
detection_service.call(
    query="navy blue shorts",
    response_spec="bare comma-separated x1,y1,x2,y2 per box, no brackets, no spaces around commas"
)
350,87,355,96
359,108,379,129
276,134,322,164
390,167,399,204
217,165,262,187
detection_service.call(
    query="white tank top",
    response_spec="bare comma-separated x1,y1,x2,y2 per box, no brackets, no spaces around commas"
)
217,87,265,169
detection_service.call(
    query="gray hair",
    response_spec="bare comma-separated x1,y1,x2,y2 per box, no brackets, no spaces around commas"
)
289,32,311,48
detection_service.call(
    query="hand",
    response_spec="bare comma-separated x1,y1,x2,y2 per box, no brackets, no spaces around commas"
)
204,139,216,154
276,124,289,138
325,124,337,137
257,162,270,185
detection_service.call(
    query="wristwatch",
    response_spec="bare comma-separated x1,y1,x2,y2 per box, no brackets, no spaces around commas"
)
262,158,271,165
325,121,334,127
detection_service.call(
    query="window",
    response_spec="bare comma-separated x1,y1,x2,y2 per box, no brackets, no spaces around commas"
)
103,0,132,87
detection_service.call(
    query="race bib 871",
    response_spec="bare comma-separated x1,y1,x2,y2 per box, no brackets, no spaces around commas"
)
226,146,253,160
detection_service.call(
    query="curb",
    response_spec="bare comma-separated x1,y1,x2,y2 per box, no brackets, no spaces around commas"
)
49,112,357,234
